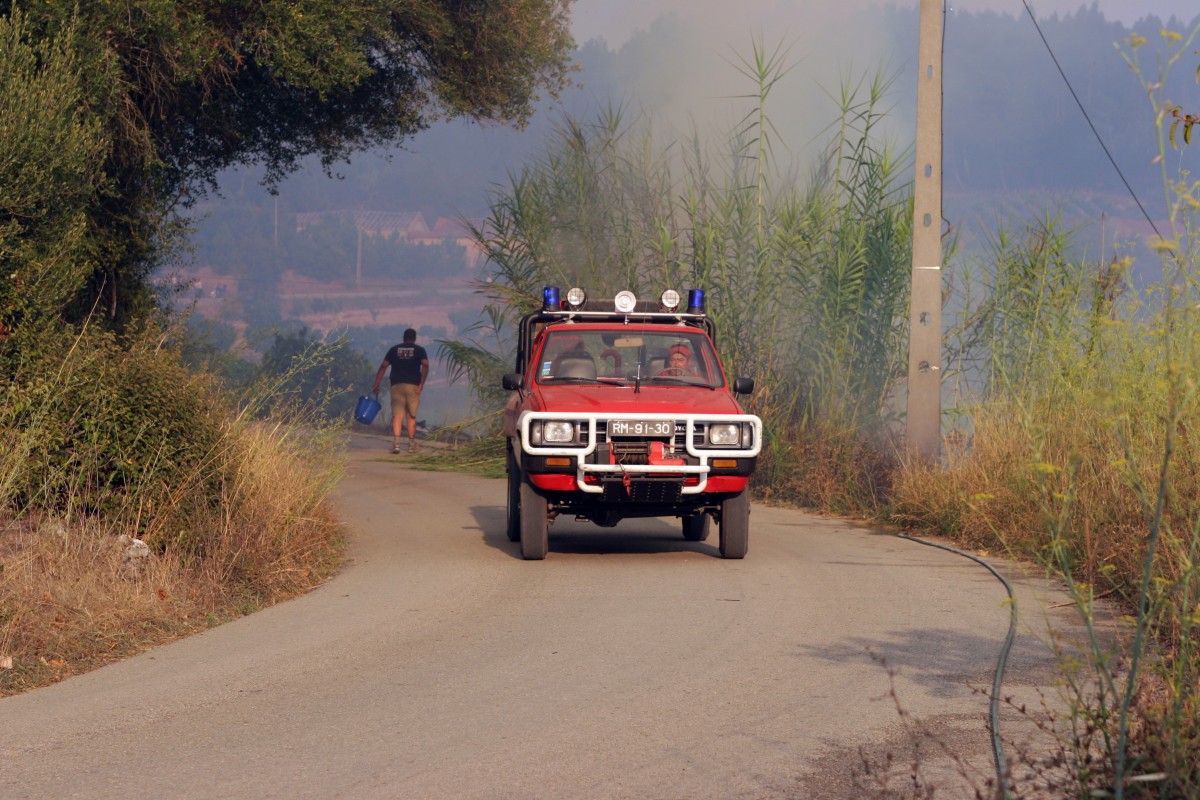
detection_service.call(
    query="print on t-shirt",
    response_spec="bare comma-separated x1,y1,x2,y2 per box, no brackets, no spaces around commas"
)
386,344,427,386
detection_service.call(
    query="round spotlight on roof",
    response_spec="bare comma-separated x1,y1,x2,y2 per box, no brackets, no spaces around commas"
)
566,287,587,310
613,290,638,314
660,289,681,311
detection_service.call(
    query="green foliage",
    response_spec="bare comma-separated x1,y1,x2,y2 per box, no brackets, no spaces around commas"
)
945,215,1123,400
2,0,575,330
191,200,289,282
241,293,286,344
174,316,258,390
1,324,227,542
1127,28,1200,151
468,103,677,302
257,328,372,421
0,321,356,557
183,316,238,355
1168,104,1198,148
0,11,107,334
691,63,912,436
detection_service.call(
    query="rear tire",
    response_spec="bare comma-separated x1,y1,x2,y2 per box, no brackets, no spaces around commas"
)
719,491,750,559
682,514,710,542
519,482,549,560
505,448,521,542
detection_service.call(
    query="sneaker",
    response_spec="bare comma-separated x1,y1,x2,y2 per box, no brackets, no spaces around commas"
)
407,439,418,453
391,440,402,454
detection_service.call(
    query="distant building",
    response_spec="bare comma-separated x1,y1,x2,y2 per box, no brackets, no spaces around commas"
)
294,210,488,270
415,217,488,270
294,210,431,239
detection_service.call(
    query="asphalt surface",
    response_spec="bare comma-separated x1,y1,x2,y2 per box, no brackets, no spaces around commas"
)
0,434,1101,798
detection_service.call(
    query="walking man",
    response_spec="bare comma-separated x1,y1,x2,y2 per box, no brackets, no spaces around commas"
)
373,328,429,454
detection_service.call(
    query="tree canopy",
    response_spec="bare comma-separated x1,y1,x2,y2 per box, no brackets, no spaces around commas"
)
0,0,575,328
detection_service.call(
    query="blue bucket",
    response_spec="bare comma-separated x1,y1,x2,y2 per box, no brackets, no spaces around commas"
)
354,394,382,425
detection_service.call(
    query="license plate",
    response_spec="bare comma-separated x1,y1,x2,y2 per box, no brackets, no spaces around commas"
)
608,418,675,437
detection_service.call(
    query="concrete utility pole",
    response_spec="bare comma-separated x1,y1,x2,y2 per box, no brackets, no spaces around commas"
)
356,225,363,289
906,0,945,462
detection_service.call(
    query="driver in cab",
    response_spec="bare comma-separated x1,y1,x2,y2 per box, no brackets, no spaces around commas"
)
661,344,698,377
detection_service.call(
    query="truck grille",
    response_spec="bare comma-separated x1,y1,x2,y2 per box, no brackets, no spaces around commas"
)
601,477,684,504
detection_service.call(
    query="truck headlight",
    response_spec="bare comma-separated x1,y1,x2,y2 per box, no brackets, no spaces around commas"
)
542,420,575,443
708,423,741,446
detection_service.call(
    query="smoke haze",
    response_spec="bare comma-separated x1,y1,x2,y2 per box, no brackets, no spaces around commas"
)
185,0,1198,388
569,0,1200,155
573,0,1200,50
566,10,903,173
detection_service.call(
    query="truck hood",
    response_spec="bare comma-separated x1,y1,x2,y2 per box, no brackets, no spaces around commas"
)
527,384,747,416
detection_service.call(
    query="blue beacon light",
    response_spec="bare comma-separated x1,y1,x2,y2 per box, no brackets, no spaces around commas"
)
542,286,560,310
686,288,705,314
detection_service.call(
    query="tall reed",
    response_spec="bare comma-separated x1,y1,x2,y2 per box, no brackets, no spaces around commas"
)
445,40,914,510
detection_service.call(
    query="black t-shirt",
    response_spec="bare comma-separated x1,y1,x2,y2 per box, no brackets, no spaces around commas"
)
384,343,427,385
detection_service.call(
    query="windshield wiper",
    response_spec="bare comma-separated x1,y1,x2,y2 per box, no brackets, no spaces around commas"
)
645,376,720,389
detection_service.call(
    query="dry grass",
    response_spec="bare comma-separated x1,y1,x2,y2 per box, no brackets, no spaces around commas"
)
0,420,345,697
890,383,1195,606
886,355,1200,796
756,418,898,516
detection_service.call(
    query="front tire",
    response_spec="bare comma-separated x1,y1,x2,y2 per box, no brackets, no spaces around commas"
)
519,482,549,560
719,491,750,559
682,514,710,542
505,448,521,542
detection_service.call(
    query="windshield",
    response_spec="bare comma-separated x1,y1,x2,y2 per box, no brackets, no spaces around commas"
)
534,327,723,388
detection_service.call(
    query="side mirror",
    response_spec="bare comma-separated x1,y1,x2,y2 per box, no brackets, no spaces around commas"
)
733,377,754,396
502,373,523,391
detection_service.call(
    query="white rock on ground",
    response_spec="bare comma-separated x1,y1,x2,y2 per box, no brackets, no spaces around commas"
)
116,534,150,578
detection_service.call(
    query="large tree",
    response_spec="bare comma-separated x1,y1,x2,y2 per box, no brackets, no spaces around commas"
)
1,0,575,327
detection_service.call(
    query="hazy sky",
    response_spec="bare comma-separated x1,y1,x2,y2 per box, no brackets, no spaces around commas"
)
573,0,1200,48
563,0,1200,173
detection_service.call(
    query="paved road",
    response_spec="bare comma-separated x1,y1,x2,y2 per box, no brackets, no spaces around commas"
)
0,437,1090,798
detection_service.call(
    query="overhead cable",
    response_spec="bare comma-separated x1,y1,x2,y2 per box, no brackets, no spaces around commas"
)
1018,0,1164,239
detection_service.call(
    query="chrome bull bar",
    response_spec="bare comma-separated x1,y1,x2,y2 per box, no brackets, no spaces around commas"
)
517,411,762,494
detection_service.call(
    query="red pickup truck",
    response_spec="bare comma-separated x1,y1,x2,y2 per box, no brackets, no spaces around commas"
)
502,287,762,560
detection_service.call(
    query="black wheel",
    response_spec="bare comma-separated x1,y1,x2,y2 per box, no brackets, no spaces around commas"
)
682,514,710,542
505,448,521,542
719,490,750,559
519,482,549,560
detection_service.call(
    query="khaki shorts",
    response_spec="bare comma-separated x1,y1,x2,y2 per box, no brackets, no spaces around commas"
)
390,383,421,418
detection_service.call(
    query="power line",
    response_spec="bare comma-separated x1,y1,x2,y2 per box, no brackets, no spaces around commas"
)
1019,0,1163,239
